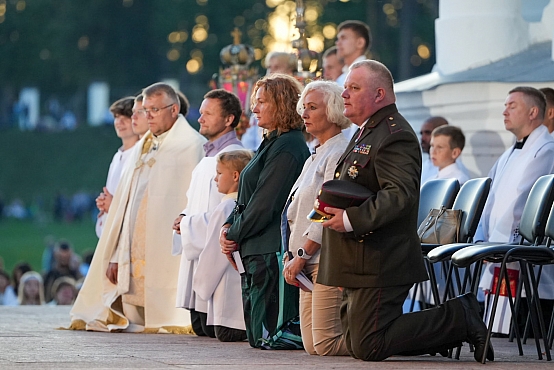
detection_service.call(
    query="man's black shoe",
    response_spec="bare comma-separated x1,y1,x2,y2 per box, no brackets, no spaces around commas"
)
458,293,494,362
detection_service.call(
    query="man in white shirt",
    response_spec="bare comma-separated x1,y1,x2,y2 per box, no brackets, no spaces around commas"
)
540,87,554,137
172,89,244,337
95,97,139,238
334,20,371,87
335,20,372,141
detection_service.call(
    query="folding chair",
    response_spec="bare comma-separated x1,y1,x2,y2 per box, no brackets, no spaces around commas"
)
451,174,554,363
421,177,491,306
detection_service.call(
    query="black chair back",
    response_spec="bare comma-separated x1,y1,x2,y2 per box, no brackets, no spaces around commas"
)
519,174,554,244
545,202,554,242
418,178,460,226
451,177,492,243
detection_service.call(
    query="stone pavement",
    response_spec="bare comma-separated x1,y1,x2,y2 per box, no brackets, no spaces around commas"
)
0,306,552,369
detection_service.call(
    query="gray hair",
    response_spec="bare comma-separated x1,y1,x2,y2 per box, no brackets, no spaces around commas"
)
350,60,394,93
296,80,351,129
142,82,181,111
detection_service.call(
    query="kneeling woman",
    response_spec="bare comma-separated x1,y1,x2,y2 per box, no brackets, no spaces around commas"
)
283,80,351,356
220,74,310,349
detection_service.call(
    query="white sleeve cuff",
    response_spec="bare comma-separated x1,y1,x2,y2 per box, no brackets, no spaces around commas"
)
343,210,354,233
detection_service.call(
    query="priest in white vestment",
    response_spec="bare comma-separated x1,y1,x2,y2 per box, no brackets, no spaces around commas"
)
172,90,243,336
95,96,139,238
475,87,554,334
70,83,206,333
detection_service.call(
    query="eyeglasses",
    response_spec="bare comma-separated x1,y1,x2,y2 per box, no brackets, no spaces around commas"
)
141,104,174,117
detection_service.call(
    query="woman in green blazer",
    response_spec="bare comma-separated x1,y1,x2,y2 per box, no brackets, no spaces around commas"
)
220,73,310,349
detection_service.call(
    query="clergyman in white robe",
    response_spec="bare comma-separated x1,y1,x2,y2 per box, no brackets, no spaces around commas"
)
173,141,243,314
70,115,206,333
476,124,554,333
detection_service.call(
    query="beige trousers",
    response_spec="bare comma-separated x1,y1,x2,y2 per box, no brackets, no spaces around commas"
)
300,264,348,356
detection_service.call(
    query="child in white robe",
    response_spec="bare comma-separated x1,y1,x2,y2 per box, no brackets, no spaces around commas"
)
192,150,253,342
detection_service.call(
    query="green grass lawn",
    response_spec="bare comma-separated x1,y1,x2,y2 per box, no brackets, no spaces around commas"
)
0,218,98,274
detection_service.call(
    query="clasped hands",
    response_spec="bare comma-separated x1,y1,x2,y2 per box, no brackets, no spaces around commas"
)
219,224,238,271
96,187,113,218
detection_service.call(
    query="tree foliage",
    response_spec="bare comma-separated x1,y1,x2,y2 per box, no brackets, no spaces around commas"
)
0,0,438,111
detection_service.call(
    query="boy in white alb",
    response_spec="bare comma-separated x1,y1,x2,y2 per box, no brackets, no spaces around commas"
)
191,150,252,342
95,97,139,238
429,125,470,185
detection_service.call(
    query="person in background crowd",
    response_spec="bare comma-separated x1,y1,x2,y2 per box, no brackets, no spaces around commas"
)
48,277,78,305
335,20,372,141
265,51,297,75
43,240,81,302
41,235,57,274
283,80,351,356
12,262,32,297
540,87,554,136
79,250,94,277
95,96,139,238
334,20,371,87
0,269,18,305
322,46,345,82
220,73,310,349
18,271,45,305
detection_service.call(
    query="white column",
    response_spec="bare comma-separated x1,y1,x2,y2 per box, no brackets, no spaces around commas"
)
435,0,530,75
87,82,109,126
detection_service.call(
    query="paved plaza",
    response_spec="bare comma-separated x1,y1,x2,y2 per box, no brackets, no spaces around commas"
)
0,306,552,369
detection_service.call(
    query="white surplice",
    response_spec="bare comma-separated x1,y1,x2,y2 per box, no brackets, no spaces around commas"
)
70,115,206,332
173,144,243,312
193,193,246,330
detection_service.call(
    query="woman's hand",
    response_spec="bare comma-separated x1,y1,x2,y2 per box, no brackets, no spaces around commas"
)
283,256,306,287
220,224,237,254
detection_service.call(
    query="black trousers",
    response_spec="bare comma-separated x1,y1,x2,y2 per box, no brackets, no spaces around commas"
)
190,310,215,338
342,284,467,361
215,325,247,342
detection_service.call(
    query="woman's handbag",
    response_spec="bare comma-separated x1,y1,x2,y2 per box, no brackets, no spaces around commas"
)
417,206,462,244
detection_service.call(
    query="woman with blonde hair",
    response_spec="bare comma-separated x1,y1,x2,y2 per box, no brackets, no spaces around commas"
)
18,271,45,305
282,80,351,355
220,73,310,349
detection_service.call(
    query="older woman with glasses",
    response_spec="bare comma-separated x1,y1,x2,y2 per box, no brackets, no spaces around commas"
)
283,80,351,356
220,74,310,349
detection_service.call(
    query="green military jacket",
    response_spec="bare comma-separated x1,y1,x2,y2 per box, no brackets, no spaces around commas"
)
317,104,429,288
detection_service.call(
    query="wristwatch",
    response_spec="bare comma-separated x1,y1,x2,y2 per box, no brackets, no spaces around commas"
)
297,247,312,260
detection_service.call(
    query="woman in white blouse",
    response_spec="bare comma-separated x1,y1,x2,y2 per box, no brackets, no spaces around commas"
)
283,80,351,355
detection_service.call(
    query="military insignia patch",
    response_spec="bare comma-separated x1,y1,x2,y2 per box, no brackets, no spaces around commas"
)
348,165,359,179
352,144,371,155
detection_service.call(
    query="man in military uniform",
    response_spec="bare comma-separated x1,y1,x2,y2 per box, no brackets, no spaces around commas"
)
318,60,493,362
